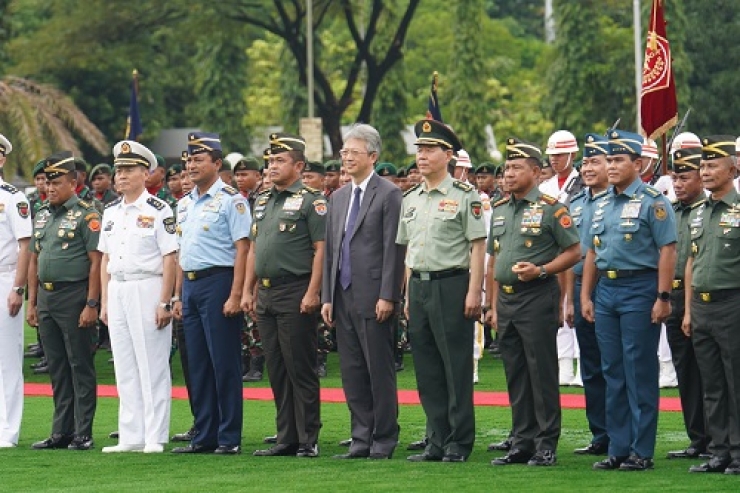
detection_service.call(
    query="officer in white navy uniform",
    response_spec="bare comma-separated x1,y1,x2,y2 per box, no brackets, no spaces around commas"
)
98,141,178,453
0,133,32,448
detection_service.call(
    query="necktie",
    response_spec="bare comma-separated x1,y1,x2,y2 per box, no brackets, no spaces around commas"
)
340,187,362,289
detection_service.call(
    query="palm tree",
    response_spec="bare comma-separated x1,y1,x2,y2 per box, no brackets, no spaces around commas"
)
0,75,108,179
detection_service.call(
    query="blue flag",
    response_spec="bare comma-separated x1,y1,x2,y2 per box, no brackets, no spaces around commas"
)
125,71,143,140
425,71,443,123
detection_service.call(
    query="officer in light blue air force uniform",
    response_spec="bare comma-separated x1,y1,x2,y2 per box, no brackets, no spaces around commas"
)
580,130,677,471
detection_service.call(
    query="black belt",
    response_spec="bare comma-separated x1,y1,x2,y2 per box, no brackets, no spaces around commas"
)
259,273,311,288
598,269,656,280
184,266,233,281
672,279,684,290
410,268,467,281
39,280,86,291
499,276,554,295
693,289,740,303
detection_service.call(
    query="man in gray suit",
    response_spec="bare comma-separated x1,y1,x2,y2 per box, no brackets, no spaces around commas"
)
321,124,405,460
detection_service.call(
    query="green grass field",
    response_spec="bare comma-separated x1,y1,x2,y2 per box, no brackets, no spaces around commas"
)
12,327,738,492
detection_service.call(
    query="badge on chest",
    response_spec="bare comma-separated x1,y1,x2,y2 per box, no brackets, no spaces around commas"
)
621,202,641,219
283,196,304,211
137,215,155,228
438,199,458,214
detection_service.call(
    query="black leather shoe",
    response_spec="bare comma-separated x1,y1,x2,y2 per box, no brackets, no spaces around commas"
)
619,455,654,471
171,444,216,454
214,445,241,455
442,453,466,463
368,452,393,460
68,436,94,450
338,438,352,447
296,443,319,458
31,358,48,369
407,452,443,462
108,431,119,439
574,442,608,455
263,435,278,444
593,456,628,470
31,434,73,450
689,456,731,473
253,443,299,456
33,364,49,374
333,451,370,459
491,449,533,466
171,427,197,442
25,348,44,358
487,439,512,452
406,437,428,451
724,459,740,475
667,446,704,459
528,450,557,466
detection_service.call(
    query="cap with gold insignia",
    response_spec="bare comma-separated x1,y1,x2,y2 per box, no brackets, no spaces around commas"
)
166,164,182,178
90,163,113,180
474,162,496,175
188,132,222,155
583,133,609,158
375,162,397,177
269,133,306,154
671,147,701,174
44,151,76,180
113,140,158,172
506,137,542,162
413,119,462,152
262,147,271,166
233,156,261,172
324,160,341,173
304,161,325,175
0,134,12,156
32,159,46,177
180,151,189,165
701,135,736,160
608,130,643,156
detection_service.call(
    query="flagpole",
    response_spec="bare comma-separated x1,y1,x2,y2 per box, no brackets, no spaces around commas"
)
634,0,642,131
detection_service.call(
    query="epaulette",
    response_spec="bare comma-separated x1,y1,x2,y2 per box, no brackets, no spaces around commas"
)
302,185,321,195
493,197,510,207
539,194,558,205
0,183,19,194
453,180,474,192
105,197,122,209
222,185,238,196
78,199,94,209
404,183,421,197
257,189,271,196
644,186,660,197
146,196,166,211
571,189,587,202
591,190,608,200
691,199,706,209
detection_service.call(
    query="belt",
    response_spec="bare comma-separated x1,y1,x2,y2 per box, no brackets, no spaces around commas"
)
598,269,656,280
500,277,554,295
259,273,311,288
112,273,159,282
0,264,16,273
39,280,86,291
672,279,684,290
693,289,740,303
184,266,233,281
410,268,467,281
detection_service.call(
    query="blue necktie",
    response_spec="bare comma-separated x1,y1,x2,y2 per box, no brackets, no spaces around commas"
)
340,187,362,289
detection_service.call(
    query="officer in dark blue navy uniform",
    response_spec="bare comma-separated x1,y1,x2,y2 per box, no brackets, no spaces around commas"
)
171,132,251,455
581,130,677,471
566,133,610,456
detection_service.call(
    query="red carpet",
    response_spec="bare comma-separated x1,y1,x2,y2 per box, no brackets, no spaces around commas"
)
24,383,683,412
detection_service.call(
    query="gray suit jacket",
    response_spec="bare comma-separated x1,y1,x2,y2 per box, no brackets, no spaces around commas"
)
321,173,405,319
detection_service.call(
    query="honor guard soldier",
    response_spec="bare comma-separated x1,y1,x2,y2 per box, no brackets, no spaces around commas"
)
302,160,326,191
566,133,610,456
0,134,32,448
396,119,487,463
89,164,119,205
27,151,102,451
165,164,185,201
147,155,177,210
324,160,341,197
98,141,178,453
662,147,709,460
244,132,326,458
29,160,48,219
684,136,740,475
486,138,580,467
171,132,251,455
375,162,398,184
581,130,677,471
233,156,262,210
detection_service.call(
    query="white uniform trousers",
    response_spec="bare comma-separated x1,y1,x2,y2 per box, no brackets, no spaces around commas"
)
108,276,171,446
0,269,23,444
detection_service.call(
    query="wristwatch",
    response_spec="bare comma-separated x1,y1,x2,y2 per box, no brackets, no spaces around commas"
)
12,286,24,295
658,291,671,302
538,265,548,279
159,302,172,312
86,299,100,309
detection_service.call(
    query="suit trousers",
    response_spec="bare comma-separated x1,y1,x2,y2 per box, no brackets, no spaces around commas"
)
334,285,398,456
108,277,172,446
257,278,321,445
0,269,24,444
497,278,561,452
37,281,97,437
408,272,475,458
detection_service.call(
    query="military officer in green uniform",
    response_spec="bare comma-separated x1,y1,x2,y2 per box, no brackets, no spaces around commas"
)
28,160,48,219
396,119,487,463
89,164,119,205
684,136,740,475
147,155,178,210
323,160,341,198
486,138,580,467
375,162,398,184
27,151,102,451
73,158,103,213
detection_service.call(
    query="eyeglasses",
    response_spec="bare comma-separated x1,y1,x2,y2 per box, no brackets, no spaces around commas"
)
339,149,372,158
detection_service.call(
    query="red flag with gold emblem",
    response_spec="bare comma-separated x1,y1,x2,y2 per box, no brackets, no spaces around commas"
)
640,0,677,140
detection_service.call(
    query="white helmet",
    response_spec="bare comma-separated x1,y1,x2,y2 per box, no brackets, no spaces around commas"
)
545,130,578,155
224,152,244,170
669,132,701,154
0,133,11,155
455,149,472,168
736,136,740,153
641,138,659,159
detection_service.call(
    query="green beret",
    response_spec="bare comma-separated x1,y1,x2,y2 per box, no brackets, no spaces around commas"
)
407,160,418,171
166,164,182,178
154,154,166,169
32,159,46,177
324,160,341,172
90,163,113,179
45,151,76,180
233,157,261,172
375,162,397,177
474,162,496,175
73,157,88,173
396,167,408,178
413,119,462,152
304,161,325,175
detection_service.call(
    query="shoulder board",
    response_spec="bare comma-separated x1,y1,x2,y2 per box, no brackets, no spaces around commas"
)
591,190,608,200
643,186,660,197
222,185,238,196
571,189,587,201
0,183,19,194
539,194,558,205
105,197,122,209
302,186,321,195
404,183,421,197
493,197,510,207
146,196,166,210
691,199,706,209
77,199,94,209
257,189,271,196
453,180,474,192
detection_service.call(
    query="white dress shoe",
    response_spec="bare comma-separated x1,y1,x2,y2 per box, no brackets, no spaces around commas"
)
102,444,144,453
143,444,164,454
0,441,17,448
